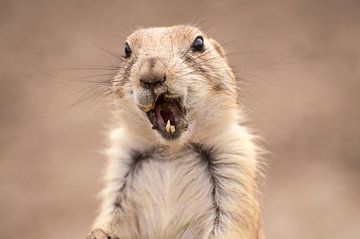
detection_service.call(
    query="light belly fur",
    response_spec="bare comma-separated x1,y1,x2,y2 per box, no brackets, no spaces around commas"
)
94,124,261,239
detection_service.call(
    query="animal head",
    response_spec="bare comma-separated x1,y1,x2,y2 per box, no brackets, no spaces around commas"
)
113,25,238,145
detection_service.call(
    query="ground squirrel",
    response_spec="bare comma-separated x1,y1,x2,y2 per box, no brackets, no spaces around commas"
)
85,25,264,239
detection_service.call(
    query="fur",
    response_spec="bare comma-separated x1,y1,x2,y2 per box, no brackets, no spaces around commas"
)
86,25,264,239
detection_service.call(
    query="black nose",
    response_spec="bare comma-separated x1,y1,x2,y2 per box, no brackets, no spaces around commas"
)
139,57,166,89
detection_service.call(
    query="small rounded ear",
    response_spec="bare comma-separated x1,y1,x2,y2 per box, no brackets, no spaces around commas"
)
208,38,226,61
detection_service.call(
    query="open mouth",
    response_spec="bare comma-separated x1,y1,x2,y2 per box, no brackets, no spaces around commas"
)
146,94,187,140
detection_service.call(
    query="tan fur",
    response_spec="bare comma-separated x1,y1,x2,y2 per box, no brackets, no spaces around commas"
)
86,25,264,239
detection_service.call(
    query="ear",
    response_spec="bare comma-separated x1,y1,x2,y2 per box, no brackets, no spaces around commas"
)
208,38,226,61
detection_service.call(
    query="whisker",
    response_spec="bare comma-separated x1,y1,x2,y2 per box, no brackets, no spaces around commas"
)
243,55,291,72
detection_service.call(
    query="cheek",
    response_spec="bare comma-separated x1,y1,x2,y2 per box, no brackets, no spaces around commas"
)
185,75,210,98
125,66,144,99
133,88,155,112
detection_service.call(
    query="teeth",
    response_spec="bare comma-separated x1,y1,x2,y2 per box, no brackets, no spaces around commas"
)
170,125,176,133
166,120,171,133
165,120,176,133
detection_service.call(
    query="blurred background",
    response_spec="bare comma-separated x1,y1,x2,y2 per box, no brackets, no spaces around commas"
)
0,0,359,238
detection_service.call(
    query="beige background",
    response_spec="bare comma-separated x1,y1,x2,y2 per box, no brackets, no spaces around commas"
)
0,0,359,238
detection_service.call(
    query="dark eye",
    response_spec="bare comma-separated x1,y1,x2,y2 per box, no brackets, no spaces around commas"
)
124,42,132,58
192,36,204,52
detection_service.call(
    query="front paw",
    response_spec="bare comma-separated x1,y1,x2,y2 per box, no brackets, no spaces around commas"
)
85,228,118,239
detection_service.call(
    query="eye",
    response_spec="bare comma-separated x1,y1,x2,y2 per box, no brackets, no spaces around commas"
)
191,36,204,52
124,42,132,58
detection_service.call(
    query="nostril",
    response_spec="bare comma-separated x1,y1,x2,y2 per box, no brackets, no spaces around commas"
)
140,79,151,89
155,75,166,85
140,75,166,89
156,76,165,85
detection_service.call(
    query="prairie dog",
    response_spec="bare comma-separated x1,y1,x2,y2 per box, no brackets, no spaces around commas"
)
85,25,264,239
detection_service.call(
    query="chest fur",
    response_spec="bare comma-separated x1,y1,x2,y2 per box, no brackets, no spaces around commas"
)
111,146,217,238
98,136,260,239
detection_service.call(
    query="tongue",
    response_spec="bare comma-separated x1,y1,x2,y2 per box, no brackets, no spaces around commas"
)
160,109,175,124
153,98,182,131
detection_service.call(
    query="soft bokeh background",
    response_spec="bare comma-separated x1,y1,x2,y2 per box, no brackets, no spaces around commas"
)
1,0,359,238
